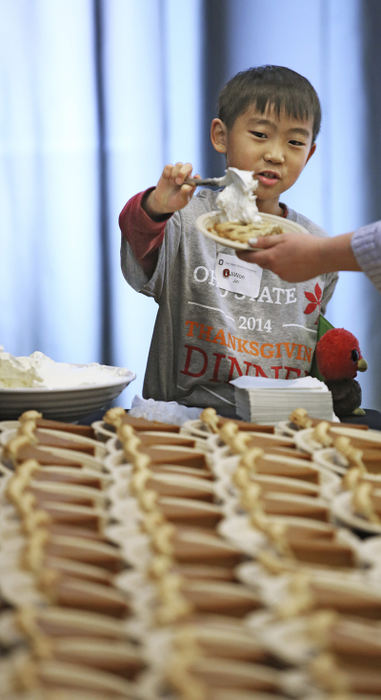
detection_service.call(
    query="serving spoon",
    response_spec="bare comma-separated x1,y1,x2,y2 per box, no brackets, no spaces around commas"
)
185,168,256,189
185,175,228,187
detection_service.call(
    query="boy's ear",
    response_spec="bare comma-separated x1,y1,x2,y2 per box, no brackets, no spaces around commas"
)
306,142,316,163
210,118,227,153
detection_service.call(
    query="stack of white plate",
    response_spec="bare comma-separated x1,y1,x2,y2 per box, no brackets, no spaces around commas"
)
231,376,334,425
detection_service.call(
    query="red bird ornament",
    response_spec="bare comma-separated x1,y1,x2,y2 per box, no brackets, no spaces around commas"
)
315,328,368,417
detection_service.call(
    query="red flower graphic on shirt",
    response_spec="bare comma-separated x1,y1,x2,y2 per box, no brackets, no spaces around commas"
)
304,283,322,323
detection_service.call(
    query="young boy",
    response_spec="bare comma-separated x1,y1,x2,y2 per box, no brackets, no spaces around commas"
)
119,65,338,417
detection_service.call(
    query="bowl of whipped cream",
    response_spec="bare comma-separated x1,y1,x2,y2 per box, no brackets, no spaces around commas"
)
0,348,136,421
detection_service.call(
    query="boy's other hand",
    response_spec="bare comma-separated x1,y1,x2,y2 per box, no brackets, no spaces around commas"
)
144,162,198,219
236,231,326,282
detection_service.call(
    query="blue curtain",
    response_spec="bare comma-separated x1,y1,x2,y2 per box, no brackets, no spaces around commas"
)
1,0,381,410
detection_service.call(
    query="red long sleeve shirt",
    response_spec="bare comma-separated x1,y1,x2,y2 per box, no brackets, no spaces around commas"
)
119,189,169,276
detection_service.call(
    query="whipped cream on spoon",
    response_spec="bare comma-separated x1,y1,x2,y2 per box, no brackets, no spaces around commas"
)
186,168,260,224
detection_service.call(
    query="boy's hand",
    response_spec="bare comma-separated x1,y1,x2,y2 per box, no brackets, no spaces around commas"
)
144,162,198,219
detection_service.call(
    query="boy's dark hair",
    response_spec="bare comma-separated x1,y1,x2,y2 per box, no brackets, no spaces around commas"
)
218,65,321,143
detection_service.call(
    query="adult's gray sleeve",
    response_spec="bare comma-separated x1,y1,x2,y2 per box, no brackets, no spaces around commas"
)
351,221,381,293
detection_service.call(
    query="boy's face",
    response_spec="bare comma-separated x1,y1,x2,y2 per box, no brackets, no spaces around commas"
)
210,104,316,215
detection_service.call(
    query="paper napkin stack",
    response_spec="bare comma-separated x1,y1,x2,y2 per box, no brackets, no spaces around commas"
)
231,376,334,425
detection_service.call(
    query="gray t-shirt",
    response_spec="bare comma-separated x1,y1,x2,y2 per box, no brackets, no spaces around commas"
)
121,189,338,417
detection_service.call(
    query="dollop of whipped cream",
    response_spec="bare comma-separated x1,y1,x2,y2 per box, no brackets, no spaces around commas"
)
0,347,130,389
216,167,261,224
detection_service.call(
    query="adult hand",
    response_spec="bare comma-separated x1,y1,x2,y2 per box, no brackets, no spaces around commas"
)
237,231,330,282
144,162,197,218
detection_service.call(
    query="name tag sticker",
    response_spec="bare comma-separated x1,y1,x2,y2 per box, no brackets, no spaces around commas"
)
215,253,262,297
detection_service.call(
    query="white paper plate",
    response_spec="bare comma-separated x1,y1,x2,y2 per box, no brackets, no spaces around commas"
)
360,535,381,563
294,428,323,455
313,447,349,476
218,515,267,555
92,420,117,441
331,491,381,535
0,365,135,422
0,421,19,433
181,418,213,439
258,616,318,665
274,420,300,437
196,210,308,251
